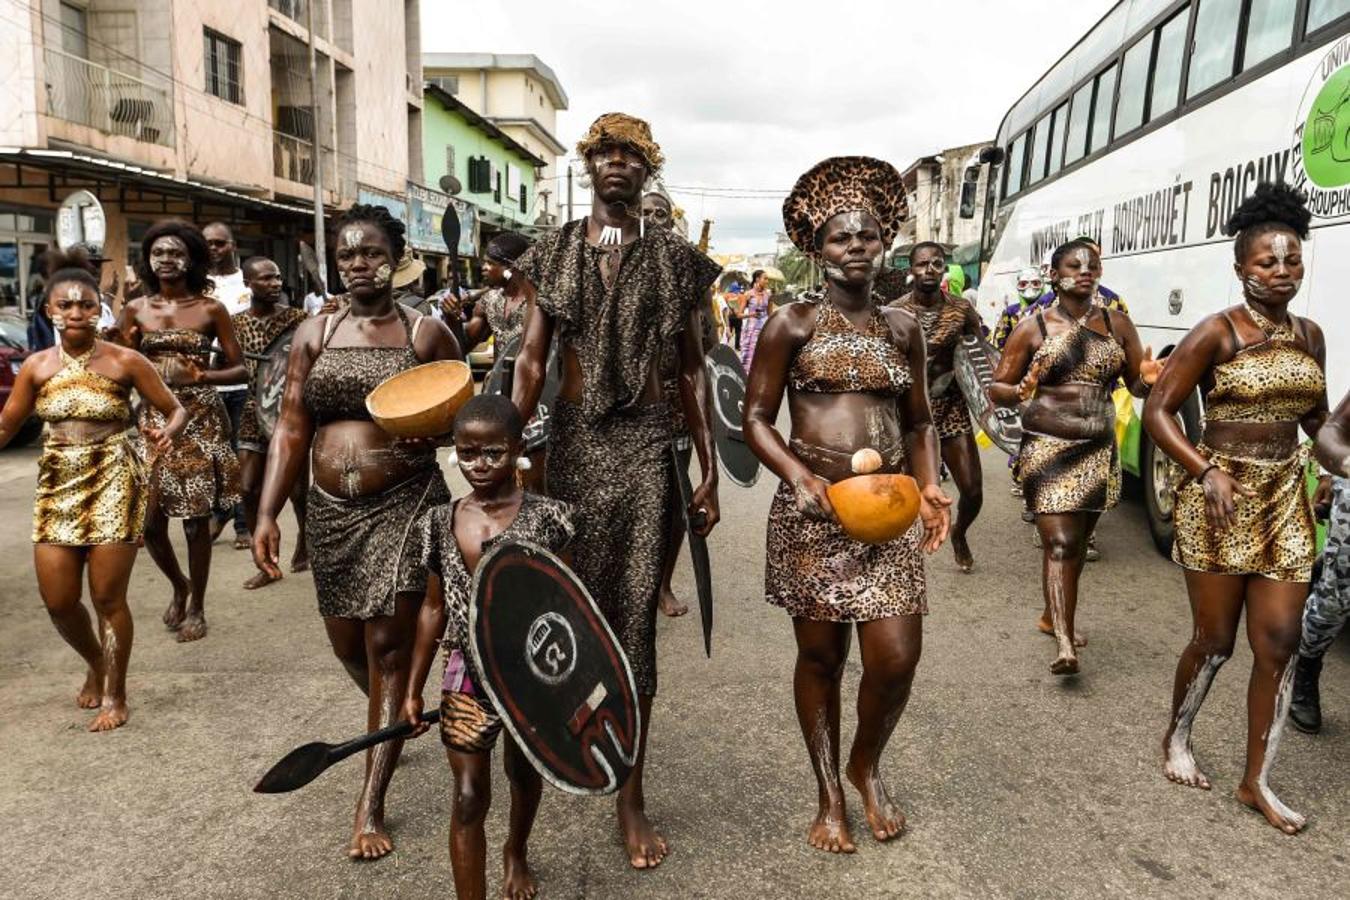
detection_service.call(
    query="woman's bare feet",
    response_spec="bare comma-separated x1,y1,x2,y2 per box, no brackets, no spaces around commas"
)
290,548,311,573
845,761,905,841
502,848,539,899
76,669,103,709
657,586,688,618
1049,640,1079,676
176,612,208,643
244,570,281,590
348,809,394,860
1161,733,1211,790
162,581,189,630
618,802,668,869
952,535,974,574
88,699,129,732
1037,615,1087,647
1236,780,1306,835
806,797,856,853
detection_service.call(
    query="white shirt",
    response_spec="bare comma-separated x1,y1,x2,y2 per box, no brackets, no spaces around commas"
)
304,291,328,316
211,268,252,393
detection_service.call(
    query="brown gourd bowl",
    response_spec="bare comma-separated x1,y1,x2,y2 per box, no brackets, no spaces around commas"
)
365,360,474,438
826,474,922,544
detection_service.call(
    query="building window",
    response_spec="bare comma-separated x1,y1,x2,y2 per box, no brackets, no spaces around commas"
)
204,29,243,104
468,157,491,193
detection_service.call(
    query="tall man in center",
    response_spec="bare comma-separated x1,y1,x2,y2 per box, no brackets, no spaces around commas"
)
512,113,722,870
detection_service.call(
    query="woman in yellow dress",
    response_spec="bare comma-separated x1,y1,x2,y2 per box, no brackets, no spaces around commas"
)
0,256,186,730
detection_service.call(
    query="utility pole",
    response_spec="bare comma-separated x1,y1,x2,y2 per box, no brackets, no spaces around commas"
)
306,1,327,287
566,163,574,223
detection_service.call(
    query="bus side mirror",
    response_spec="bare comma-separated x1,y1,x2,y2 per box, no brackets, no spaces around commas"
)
978,146,1006,166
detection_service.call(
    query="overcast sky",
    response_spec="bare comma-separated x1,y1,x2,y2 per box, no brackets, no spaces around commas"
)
423,0,1115,256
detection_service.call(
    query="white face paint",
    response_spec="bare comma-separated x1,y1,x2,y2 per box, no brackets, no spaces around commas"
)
1243,274,1270,300
841,210,864,233
342,228,363,250
822,263,847,281
51,313,66,331
1269,232,1291,274
371,263,393,289
65,285,84,302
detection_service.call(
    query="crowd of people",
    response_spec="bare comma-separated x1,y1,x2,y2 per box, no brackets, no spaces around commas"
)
0,111,1346,898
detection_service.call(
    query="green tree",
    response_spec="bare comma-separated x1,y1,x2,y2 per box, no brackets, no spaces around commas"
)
775,247,816,290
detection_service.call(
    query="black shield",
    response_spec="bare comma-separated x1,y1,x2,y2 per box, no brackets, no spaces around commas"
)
469,541,641,796
253,327,297,441
954,333,1023,455
704,343,760,487
485,335,561,453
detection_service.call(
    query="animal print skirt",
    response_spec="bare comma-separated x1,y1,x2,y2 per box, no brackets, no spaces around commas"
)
33,433,146,544
1172,444,1314,583
306,466,449,619
1015,428,1121,515
548,399,672,695
764,479,927,623
932,385,974,440
138,384,240,519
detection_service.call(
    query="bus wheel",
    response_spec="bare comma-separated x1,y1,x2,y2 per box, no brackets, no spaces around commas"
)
1142,390,1202,556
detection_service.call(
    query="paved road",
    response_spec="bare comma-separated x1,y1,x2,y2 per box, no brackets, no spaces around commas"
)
1,442,1346,899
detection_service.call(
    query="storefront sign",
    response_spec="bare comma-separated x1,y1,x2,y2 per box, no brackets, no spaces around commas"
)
406,182,477,257
356,186,407,224
56,190,106,254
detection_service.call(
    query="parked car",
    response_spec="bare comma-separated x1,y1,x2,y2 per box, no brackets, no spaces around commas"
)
0,311,43,447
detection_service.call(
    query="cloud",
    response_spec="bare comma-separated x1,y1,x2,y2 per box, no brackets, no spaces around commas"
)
424,0,1115,255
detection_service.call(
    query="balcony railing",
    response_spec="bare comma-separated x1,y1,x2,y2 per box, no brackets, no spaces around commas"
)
273,129,337,193
43,47,175,148
269,0,329,39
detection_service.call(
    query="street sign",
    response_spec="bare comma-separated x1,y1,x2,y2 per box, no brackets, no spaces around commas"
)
56,190,106,254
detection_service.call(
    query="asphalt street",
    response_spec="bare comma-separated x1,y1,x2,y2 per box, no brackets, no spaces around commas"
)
1,441,1347,899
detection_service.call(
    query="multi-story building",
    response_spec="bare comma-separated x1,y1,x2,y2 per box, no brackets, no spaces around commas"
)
422,52,567,224
0,0,421,310
894,140,995,257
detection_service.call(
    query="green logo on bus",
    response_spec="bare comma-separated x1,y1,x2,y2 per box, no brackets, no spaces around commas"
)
1302,64,1350,188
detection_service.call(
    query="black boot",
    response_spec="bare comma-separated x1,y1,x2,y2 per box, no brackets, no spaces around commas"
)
1289,654,1323,734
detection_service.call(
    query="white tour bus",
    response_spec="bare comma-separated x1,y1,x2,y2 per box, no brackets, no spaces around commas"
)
977,0,1350,553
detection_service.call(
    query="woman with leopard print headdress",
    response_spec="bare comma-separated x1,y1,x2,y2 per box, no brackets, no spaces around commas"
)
744,156,951,854
990,240,1157,677
1143,182,1327,835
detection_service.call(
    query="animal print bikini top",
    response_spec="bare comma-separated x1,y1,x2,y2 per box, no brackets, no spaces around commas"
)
1204,308,1324,425
35,344,131,425
789,295,911,395
303,304,426,424
1030,306,1125,389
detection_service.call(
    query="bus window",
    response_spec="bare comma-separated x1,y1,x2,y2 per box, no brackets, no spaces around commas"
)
1114,35,1151,136
1243,0,1295,69
1089,65,1117,153
1004,132,1027,197
1047,102,1068,176
1064,80,1093,165
1149,8,1189,119
1027,115,1051,185
1307,0,1350,34
1187,0,1241,98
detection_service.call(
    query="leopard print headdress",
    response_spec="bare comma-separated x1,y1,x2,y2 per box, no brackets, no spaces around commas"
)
576,112,665,176
782,156,908,259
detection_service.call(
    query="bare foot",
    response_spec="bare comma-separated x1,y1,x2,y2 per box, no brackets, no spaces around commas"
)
233,532,251,550
1037,615,1087,647
1237,780,1306,835
1049,645,1079,676
349,811,394,860
290,550,311,573
952,535,974,574
208,517,227,543
162,582,189,630
1161,733,1211,790
176,612,208,643
77,669,103,709
502,848,539,899
244,569,281,590
845,761,906,841
618,803,668,869
806,799,856,854
88,700,129,732
658,586,688,618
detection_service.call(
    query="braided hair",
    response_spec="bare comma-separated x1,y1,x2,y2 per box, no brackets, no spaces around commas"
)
338,204,407,261
485,232,531,267
1225,181,1311,262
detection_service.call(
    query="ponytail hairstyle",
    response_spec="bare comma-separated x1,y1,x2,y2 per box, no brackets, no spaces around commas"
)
1225,181,1311,262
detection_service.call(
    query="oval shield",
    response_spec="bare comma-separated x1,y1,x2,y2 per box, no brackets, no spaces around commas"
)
469,541,641,795
485,336,561,453
704,343,760,487
954,333,1023,455
254,327,296,441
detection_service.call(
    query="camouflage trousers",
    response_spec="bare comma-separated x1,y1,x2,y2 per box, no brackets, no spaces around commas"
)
1301,477,1350,658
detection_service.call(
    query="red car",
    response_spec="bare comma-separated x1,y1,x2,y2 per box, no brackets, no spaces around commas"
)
0,311,42,446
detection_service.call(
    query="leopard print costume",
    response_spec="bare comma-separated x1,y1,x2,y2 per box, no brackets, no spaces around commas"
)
1172,309,1323,582
890,292,975,439
783,157,908,257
